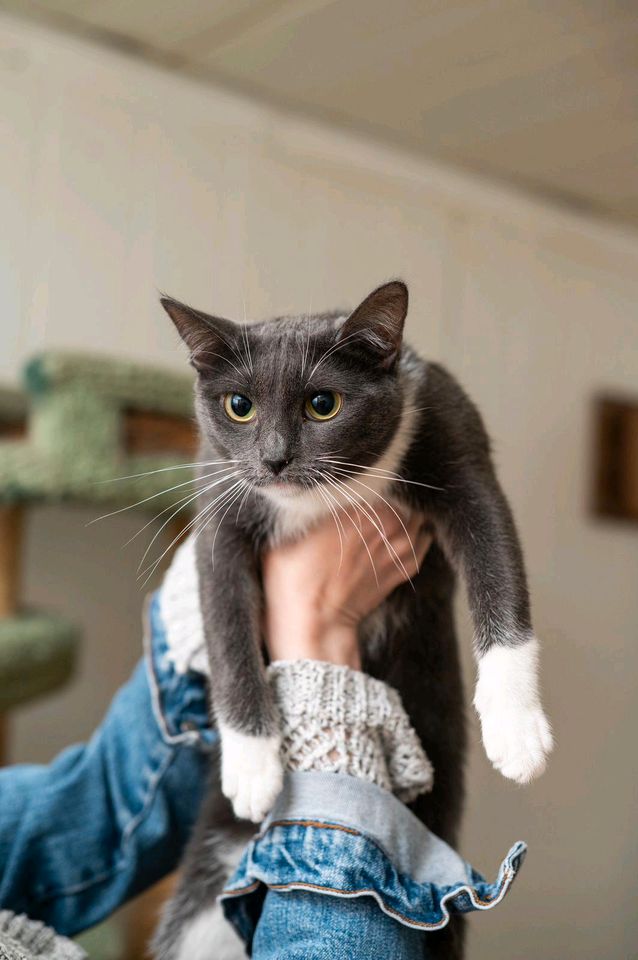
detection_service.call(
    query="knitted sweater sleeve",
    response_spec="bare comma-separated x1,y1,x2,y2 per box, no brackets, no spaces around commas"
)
267,660,434,803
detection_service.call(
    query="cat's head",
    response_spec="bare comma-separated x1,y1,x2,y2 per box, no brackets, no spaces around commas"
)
162,281,410,501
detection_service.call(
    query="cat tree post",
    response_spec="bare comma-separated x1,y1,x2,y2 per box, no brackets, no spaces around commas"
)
0,506,24,763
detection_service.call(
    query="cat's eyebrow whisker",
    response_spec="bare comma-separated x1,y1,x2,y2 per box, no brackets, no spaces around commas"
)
315,470,380,587
196,350,248,380
318,458,444,493
210,317,251,379
136,471,241,572
236,297,253,376
304,329,311,379
299,328,311,381
95,460,242,484
240,320,254,376
305,329,364,384
87,465,238,525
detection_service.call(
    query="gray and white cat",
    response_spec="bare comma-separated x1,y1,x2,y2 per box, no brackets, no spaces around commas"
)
153,281,552,960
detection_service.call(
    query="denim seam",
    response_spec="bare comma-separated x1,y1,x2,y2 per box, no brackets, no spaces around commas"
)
143,594,200,749
257,816,427,886
221,868,516,932
268,819,360,836
34,744,177,904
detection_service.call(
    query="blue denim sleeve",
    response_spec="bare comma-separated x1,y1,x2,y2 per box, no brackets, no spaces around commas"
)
253,890,426,960
0,595,215,936
0,591,526,958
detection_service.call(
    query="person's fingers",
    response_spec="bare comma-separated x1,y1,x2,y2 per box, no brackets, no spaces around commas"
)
308,501,430,595
413,523,433,567
374,518,432,587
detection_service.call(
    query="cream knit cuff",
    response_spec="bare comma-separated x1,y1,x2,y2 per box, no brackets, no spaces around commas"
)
267,659,434,803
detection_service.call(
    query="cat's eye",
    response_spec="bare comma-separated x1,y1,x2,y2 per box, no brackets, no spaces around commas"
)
305,391,343,421
224,393,256,422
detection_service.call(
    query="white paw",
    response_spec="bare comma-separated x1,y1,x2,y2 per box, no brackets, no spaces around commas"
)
478,703,553,783
474,637,553,784
220,727,283,823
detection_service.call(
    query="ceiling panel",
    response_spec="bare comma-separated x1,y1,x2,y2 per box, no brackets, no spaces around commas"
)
3,0,637,227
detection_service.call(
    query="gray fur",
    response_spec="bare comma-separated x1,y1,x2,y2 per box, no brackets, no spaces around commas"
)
152,281,532,960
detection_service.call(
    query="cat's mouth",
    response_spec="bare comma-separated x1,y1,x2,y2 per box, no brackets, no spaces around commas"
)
261,478,300,489
256,476,307,498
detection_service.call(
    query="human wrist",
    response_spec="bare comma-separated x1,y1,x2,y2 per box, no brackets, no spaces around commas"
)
265,602,360,668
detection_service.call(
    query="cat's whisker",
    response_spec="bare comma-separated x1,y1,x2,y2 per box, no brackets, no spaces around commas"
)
318,458,444,492
314,470,380,587
123,467,242,547
334,466,444,494
319,470,413,588
87,465,238,526
192,476,247,535
137,485,237,584
186,488,239,556
309,475,344,572
136,471,241,572
190,479,247,549
340,480,415,589
234,480,255,524
95,460,242,484
339,472,420,573
139,477,246,585
210,480,251,571
123,481,223,549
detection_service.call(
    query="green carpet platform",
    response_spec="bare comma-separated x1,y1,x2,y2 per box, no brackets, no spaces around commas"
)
0,352,196,508
0,352,197,959
0,352,196,750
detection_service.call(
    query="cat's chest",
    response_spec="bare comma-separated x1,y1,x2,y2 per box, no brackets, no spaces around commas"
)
261,473,400,545
265,489,331,544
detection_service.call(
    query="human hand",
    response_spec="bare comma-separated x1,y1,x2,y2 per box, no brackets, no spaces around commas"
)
263,505,432,668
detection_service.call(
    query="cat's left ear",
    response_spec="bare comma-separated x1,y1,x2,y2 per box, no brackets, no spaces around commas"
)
160,296,237,373
337,281,408,370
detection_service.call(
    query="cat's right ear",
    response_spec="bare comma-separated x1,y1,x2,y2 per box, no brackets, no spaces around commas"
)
160,297,236,373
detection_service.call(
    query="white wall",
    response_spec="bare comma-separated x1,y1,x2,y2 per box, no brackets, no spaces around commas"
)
2,13,637,959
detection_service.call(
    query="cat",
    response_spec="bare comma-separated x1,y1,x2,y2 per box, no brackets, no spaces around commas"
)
152,280,552,960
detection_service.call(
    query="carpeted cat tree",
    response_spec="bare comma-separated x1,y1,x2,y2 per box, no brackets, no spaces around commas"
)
0,352,196,761
0,352,197,960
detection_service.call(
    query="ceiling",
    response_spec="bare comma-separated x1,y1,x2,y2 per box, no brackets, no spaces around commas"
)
4,0,638,228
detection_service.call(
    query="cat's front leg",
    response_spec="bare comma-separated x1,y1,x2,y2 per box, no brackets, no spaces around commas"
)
424,470,553,784
218,725,283,823
473,635,553,783
196,521,283,823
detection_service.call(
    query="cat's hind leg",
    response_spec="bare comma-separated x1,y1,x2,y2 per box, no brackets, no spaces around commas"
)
151,775,252,960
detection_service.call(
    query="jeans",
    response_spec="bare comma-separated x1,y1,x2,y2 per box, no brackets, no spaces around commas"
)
0,593,525,956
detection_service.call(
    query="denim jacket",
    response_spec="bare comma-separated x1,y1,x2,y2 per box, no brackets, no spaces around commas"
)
0,591,525,957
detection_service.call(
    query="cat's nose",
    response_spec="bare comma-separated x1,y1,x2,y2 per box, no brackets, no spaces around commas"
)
263,457,290,476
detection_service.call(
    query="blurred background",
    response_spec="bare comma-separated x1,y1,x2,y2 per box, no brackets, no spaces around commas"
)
0,2,637,958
